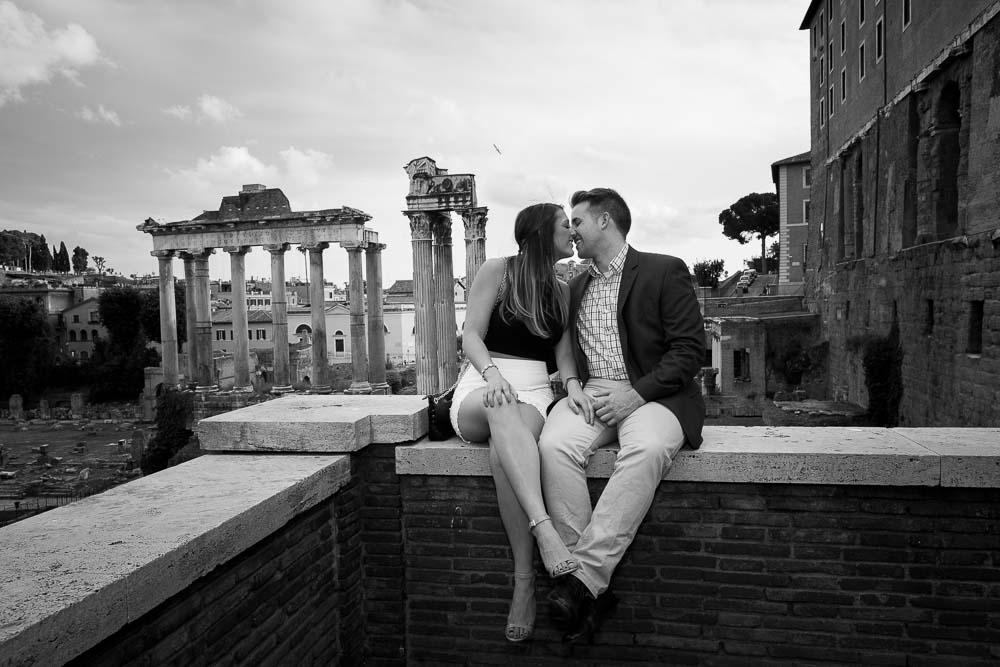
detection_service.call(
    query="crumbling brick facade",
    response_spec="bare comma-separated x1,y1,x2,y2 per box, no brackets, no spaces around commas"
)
801,1,1000,425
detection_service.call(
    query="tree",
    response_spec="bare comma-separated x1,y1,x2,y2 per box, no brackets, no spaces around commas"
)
139,285,186,351
141,389,193,474
72,246,89,273
98,287,145,354
0,297,54,400
748,241,781,273
55,242,71,272
692,259,726,288
33,235,53,272
719,192,779,275
93,255,106,276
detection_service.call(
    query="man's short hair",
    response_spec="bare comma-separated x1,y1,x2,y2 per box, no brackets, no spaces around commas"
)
570,188,631,236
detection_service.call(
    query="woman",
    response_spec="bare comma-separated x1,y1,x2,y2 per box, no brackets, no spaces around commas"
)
451,202,595,642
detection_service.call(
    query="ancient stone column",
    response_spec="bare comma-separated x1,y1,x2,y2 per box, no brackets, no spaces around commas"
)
407,211,438,394
225,246,252,392
344,242,372,395
303,243,331,393
192,249,217,392
181,253,198,388
365,243,390,394
152,250,179,388
432,213,459,389
461,207,488,288
266,244,292,393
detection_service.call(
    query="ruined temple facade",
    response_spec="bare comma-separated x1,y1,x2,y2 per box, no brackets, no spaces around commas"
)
800,1,1000,425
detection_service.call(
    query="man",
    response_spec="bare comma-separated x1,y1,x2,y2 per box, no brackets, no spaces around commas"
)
539,187,706,642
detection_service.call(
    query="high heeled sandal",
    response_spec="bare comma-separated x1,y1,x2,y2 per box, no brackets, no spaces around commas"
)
505,571,536,642
529,515,579,578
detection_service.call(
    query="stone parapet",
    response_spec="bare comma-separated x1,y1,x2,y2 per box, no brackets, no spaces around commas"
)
397,426,1000,488
0,454,350,667
196,394,428,453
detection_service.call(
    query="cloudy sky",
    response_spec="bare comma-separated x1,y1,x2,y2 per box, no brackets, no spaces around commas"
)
1,0,809,287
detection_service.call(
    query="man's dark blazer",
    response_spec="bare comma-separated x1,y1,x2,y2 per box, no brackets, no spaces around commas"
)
568,246,706,449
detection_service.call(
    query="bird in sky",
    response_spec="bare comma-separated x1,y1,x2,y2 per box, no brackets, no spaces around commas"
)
493,144,502,156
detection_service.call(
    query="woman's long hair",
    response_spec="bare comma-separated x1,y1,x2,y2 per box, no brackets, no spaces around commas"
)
497,203,568,338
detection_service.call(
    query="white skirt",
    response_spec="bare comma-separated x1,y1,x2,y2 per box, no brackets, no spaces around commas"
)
449,357,555,443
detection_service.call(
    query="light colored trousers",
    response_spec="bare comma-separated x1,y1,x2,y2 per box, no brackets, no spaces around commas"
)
538,378,685,597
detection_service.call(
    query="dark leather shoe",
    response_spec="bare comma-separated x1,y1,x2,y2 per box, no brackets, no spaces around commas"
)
546,575,591,631
564,590,619,645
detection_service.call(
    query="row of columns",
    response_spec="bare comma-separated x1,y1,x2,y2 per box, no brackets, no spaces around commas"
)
152,242,388,395
405,207,487,394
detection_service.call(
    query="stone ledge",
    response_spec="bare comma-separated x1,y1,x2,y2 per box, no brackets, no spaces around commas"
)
0,454,350,667
396,426,1000,488
197,394,428,452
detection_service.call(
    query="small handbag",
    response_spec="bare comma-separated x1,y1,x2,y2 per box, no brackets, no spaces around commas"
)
426,382,458,441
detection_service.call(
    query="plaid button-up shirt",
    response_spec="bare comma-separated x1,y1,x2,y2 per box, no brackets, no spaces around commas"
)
577,243,629,381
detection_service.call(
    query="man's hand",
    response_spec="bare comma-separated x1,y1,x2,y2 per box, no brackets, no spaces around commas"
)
592,388,645,426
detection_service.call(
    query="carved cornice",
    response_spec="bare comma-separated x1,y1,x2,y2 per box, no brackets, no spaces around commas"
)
223,246,252,256
178,248,215,261
263,243,290,255
364,243,387,254
150,250,175,260
301,242,330,252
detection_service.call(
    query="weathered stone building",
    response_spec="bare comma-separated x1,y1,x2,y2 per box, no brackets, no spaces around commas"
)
800,0,1000,425
771,151,811,295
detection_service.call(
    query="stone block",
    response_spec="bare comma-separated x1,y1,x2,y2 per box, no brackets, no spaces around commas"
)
197,395,428,453
894,427,1000,487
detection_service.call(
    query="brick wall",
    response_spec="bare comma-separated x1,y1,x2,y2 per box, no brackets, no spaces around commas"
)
358,444,406,665
401,475,1000,665
68,494,350,666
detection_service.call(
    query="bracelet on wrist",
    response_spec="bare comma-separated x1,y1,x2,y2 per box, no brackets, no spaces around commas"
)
563,376,581,390
480,363,499,380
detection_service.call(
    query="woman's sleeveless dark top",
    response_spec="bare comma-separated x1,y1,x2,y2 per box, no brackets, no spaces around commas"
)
482,259,562,373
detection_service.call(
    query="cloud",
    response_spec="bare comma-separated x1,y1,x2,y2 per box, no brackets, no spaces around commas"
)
162,94,242,124
78,104,120,126
165,145,341,213
0,1,101,106
197,94,241,123
162,104,191,120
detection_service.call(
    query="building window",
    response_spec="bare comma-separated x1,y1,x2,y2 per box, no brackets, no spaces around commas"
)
840,20,846,54
334,330,346,354
829,41,835,72
733,349,750,382
256,329,267,340
804,167,812,187
248,329,253,340
89,311,99,323
820,97,826,126
859,0,865,26
820,57,825,85
967,301,984,354
80,350,89,361
803,200,811,223
72,314,80,323
859,42,866,81
229,330,234,340
924,299,934,335
829,86,835,116
80,330,88,341
903,0,911,30
69,330,77,342
876,17,884,62
841,68,847,102
216,330,226,341
91,329,98,340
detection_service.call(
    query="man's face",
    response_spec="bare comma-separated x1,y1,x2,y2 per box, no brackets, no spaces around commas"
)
570,201,604,259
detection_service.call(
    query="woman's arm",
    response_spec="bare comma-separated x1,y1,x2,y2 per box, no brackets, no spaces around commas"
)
462,258,515,406
554,282,594,424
